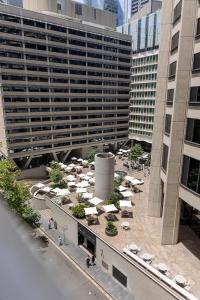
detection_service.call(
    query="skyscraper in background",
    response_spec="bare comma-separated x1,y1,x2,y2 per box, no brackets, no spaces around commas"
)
0,0,22,6
131,0,149,15
84,0,123,26
118,1,161,149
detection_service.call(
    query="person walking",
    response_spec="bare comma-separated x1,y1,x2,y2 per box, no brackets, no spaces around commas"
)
58,235,63,246
86,255,90,268
53,220,57,230
48,219,52,230
91,255,95,266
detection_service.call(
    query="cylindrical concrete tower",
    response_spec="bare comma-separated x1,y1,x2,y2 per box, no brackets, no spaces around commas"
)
23,0,57,13
95,153,115,200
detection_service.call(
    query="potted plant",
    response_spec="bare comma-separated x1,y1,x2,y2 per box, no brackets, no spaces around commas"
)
105,221,118,236
72,204,85,219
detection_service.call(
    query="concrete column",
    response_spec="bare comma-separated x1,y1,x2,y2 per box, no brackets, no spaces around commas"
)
148,0,174,218
95,153,115,200
161,0,197,245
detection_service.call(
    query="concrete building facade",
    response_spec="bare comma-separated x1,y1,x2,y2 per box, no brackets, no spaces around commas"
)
118,5,160,149
0,2,131,168
84,0,123,26
148,0,200,245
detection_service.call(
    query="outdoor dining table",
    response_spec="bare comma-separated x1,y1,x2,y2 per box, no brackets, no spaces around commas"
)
157,263,168,273
141,253,154,262
121,221,130,230
174,275,186,286
129,243,139,253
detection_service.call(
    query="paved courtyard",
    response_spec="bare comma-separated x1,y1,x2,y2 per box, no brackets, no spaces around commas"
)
37,157,200,299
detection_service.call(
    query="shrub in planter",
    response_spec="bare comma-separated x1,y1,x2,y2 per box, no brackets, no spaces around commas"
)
105,221,118,236
72,204,85,219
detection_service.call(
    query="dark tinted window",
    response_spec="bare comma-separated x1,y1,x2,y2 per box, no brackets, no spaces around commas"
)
75,3,82,15
112,266,127,287
171,32,179,53
173,0,182,24
193,52,200,71
167,89,174,106
162,144,168,172
189,86,200,104
165,114,172,135
181,155,200,194
169,61,177,79
186,118,200,144
196,18,200,37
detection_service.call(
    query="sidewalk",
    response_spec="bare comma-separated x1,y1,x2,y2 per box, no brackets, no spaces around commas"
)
41,217,134,300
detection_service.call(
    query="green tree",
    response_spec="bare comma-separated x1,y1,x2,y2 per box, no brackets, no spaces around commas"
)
87,149,97,163
0,159,41,227
128,144,143,161
0,160,19,191
49,168,64,186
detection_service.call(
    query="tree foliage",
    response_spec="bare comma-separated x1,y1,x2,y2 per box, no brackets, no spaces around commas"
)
0,159,41,227
87,149,97,163
128,144,143,161
49,167,64,185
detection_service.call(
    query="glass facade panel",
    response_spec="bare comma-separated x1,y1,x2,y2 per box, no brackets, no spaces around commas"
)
181,156,200,194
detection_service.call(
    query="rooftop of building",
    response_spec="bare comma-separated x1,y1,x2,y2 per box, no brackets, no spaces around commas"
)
33,154,200,300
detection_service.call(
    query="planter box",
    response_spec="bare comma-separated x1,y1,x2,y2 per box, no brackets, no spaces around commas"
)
105,228,118,236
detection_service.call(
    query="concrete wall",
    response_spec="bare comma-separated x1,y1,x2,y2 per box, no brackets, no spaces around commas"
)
23,0,57,12
46,199,78,245
96,238,178,300
18,166,47,180
44,199,185,300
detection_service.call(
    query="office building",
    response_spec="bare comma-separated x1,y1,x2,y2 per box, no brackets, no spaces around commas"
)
0,0,22,6
131,0,149,15
131,0,162,16
0,1,131,168
148,0,200,245
84,0,123,26
118,3,160,149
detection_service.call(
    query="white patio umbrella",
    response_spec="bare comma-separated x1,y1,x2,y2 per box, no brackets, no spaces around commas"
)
71,157,77,161
77,181,90,188
57,189,70,196
82,192,93,200
66,175,76,181
69,163,76,168
119,200,132,208
102,204,118,213
89,178,95,184
77,158,83,162
78,173,85,179
41,186,52,193
65,166,72,172
67,182,76,187
84,207,98,216
118,185,127,192
35,183,45,189
90,162,95,166
121,191,134,198
76,187,87,193
52,187,62,194
86,172,94,177
88,197,103,206
84,175,90,181
76,165,82,170
125,175,134,182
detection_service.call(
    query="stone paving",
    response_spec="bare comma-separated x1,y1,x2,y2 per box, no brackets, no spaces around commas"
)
37,157,200,299
41,216,134,300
